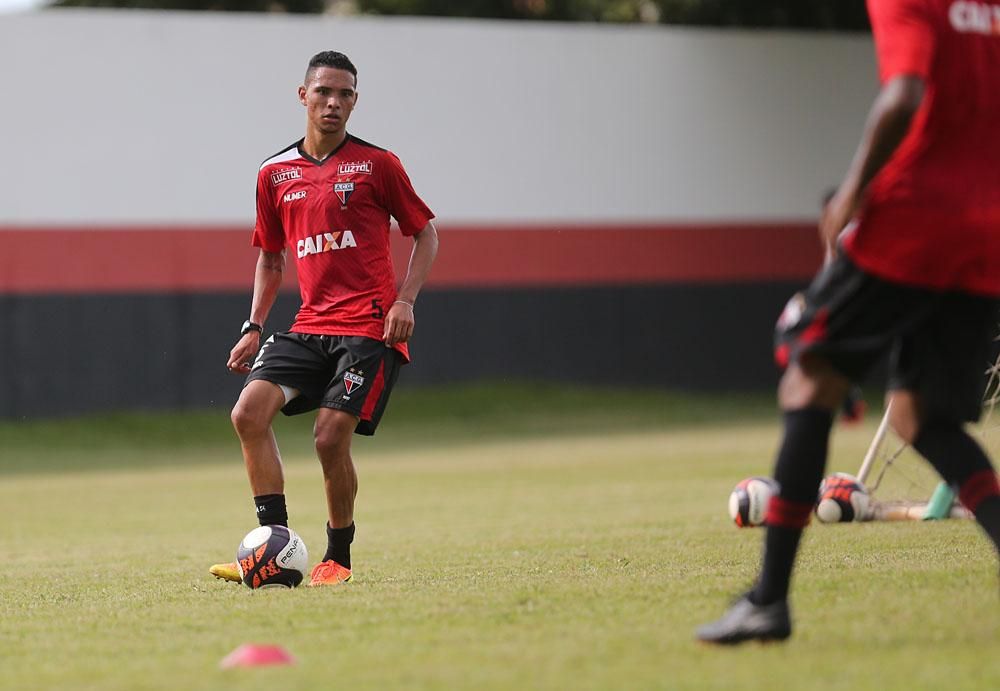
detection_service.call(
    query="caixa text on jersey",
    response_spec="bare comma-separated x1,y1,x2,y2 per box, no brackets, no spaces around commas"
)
297,230,358,258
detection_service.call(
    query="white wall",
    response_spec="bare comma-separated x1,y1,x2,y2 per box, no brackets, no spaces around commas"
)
0,9,876,225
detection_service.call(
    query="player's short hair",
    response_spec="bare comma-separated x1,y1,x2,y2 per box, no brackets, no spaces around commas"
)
305,51,358,87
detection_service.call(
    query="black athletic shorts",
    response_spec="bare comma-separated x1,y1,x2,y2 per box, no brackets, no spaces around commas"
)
775,254,999,423
245,332,403,435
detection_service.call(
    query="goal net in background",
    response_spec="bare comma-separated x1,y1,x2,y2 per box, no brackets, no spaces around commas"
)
858,342,1000,521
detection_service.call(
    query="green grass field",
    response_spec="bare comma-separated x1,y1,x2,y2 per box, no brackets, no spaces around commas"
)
3,385,999,690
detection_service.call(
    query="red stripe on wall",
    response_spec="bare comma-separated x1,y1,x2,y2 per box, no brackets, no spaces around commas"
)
0,223,822,294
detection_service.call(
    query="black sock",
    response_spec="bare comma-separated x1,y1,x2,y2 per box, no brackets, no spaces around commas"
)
324,522,355,569
753,408,833,605
972,496,1000,554
913,419,994,487
254,494,288,527
913,420,1000,552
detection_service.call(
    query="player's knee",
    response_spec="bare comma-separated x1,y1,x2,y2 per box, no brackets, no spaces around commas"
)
314,434,352,467
777,371,810,410
887,391,922,445
888,409,920,446
778,357,845,412
314,431,343,458
231,402,268,440
314,415,354,460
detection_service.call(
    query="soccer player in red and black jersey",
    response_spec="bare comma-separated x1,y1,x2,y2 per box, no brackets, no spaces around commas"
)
209,51,439,587
698,0,1000,643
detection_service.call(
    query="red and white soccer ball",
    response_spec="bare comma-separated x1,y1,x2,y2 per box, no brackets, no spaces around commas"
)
728,476,778,527
815,473,870,523
237,525,309,589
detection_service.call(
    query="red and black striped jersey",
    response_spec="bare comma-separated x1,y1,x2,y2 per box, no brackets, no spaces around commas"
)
252,134,434,360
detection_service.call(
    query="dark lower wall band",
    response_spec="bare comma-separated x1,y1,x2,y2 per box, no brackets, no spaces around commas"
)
0,283,803,418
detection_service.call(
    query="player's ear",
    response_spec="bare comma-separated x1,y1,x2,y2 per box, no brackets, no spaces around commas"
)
297,85,307,106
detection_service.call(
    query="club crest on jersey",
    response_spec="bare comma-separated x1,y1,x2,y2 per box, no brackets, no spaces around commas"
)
343,369,364,394
334,182,354,206
338,161,372,176
270,168,302,186
297,230,358,258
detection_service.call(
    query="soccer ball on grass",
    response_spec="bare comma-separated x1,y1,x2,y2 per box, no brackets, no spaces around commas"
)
728,476,778,527
237,525,308,589
815,473,870,523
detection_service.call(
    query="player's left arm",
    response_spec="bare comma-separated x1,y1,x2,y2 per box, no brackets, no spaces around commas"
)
383,221,439,346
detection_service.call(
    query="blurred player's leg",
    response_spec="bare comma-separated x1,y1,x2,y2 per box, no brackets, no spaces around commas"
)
698,357,848,644
889,299,1000,550
909,413,1000,553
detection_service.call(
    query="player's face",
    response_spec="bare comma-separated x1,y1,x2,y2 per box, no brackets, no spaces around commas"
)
298,67,358,136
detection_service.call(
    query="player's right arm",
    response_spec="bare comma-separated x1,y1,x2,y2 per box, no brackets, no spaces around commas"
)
227,248,286,374
821,0,933,257
228,164,288,374
821,76,924,256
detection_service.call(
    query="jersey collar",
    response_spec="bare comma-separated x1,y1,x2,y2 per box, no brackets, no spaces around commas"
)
296,134,352,166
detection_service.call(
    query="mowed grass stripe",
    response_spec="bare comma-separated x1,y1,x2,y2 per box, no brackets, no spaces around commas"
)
3,404,1000,690
0,383,780,474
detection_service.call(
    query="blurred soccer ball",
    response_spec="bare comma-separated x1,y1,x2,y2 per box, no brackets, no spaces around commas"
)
728,476,778,527
815,473,869,523
237,525,308,589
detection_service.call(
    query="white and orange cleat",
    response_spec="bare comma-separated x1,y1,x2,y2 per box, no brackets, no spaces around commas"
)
307,560,353,587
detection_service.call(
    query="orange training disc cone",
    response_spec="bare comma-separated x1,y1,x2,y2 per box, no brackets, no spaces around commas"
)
220,643,296,669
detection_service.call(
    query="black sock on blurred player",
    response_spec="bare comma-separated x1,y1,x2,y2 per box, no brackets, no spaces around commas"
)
752,408,833,605
254,494,288,527
914,421,1000,551
325,522,355,569
971,497,1000,553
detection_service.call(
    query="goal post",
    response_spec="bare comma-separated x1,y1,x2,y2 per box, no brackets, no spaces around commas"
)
856,400,893,487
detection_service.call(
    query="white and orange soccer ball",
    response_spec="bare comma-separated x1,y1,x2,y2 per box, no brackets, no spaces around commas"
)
815,473,870,523
728,476,778,527
236,525,309,589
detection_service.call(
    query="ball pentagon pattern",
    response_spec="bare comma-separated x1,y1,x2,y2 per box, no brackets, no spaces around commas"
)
236,525,309,589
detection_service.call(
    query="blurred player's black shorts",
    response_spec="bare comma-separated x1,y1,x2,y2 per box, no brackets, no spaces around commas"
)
774,254,999,423
245,332,402,435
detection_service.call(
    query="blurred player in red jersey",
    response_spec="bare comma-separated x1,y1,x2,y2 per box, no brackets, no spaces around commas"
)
210,51,438,587
698,0,1000,643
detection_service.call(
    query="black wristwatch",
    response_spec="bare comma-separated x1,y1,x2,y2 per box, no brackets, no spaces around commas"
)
241,320,263,336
